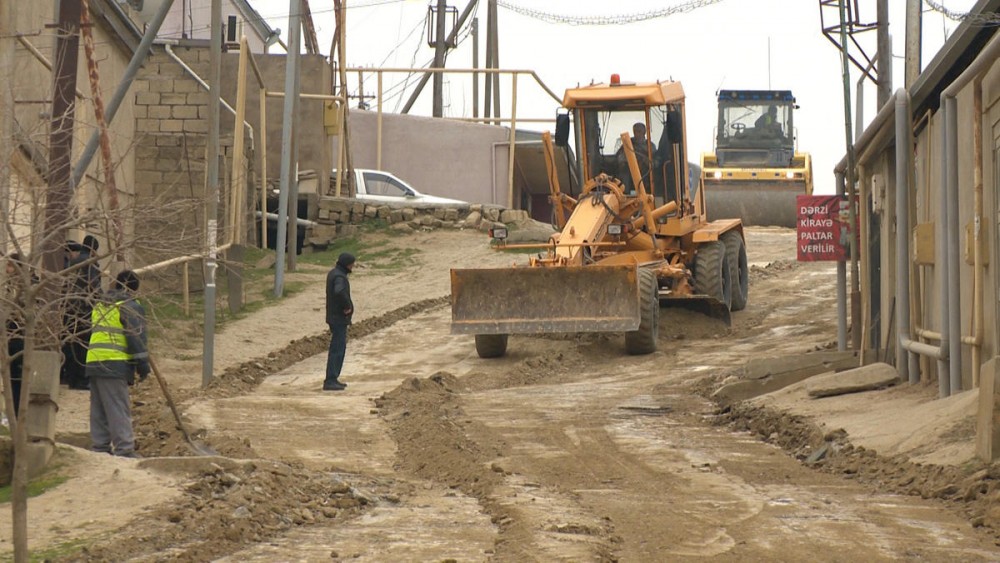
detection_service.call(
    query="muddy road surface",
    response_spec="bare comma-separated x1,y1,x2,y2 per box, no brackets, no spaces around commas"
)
58,228,1000,561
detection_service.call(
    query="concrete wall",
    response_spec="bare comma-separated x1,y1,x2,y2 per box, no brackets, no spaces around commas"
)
337,110,516,206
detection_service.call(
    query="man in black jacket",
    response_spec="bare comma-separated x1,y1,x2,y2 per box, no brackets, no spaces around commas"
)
324,252,355,391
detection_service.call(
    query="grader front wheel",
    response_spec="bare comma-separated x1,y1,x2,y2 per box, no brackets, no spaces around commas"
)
694,241,732,311
722,231,749,312
625,269,659,355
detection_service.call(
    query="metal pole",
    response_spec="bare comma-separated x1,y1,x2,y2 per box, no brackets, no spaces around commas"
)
895,90,912,383
876,0,892,107
377,71,383,169
401,0,478,115
259,87,268,249
839,0,861,350
490,0,500,124
483,8,493,122
71,0,175,188
836,171,848,351
472,17,479,119
203,0,221,387
432,0,447,117
905,0,922,89
274,0,301,296
287,28,303,273
946,96,961,393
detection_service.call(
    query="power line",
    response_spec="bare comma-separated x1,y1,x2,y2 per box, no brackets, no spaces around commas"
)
495,0,725,26
923,0,1000,25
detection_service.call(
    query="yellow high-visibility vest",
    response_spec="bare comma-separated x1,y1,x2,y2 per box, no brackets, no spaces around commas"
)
86,300,133,363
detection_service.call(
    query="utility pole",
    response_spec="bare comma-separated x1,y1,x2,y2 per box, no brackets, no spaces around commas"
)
43,0,82,274
0,0,14,251
484,1,493,122
203,0,222,387
839,0,861,350
472,17,479,119
905,0,922,89
876,0,891,107
432,0,448,117
274,0,301,296
489,0,500,124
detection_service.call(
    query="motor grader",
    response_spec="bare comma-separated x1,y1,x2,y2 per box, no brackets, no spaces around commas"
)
451,76,748,358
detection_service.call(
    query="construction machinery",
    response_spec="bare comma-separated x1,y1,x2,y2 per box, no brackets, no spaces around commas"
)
450,76,748,358
700,90,812,227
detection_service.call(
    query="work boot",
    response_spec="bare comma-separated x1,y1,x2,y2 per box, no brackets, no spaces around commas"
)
323,381,346,391
117,451,142,459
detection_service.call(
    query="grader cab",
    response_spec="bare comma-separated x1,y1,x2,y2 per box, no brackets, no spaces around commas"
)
451,76,749,358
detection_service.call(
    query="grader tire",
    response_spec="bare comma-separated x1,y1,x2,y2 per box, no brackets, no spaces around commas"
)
694,241,732,310
722,231,749,312
625,269,659,355
475,334,508,358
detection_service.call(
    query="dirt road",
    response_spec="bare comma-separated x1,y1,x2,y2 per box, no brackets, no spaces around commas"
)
16,227,1000,561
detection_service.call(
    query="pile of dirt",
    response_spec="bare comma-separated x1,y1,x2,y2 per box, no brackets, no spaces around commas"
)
749,259,797,282
130,297,451,458
68,460,379,562
375,372,503,497
720,402,1000,544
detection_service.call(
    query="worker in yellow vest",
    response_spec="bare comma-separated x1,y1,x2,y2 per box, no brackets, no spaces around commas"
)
86,270,149,458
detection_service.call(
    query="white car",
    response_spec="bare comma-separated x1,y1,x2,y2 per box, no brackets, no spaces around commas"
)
332,168,466,205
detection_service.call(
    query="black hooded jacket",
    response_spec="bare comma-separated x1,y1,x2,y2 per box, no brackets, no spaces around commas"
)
326,262,354,326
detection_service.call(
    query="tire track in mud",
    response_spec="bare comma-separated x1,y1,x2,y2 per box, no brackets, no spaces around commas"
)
374,367,620,562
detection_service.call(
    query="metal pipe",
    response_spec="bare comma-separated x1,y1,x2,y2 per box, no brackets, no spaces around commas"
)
946,96,962,394
895,89,919,383
937,99,952,397
255,211,316,227
836,171,848,351
71,0,175,189
15,36,87,99
972,78,984,387
377,71,383,170
506,72,518,208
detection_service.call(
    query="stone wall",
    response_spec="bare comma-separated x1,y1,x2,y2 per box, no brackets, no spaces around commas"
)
306,197,536,250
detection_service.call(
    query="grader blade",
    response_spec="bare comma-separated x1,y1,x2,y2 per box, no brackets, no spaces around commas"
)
451,265,641,335
704,179,806,228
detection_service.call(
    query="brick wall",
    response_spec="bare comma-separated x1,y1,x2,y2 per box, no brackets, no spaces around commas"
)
133,46,253,271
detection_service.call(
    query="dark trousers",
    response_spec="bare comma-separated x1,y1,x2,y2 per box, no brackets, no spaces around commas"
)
62,337,89,389
9,378,21,419
325,323,348,385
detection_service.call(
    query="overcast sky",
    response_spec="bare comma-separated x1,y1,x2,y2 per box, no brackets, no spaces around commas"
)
250,0,980,194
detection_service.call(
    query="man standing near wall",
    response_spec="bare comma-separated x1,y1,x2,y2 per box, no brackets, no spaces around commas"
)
324,253,355,392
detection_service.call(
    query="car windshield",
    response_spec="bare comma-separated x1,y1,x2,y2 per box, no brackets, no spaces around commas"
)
718,102,792,147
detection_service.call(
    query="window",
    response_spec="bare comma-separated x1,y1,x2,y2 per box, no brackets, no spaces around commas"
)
362,172,410,197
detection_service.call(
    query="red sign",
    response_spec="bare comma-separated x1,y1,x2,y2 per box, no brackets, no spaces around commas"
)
796,195,853,262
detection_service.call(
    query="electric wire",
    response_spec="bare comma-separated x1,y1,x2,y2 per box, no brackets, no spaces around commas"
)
495,0,725,26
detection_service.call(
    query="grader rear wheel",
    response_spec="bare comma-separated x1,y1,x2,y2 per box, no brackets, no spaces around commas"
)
722,231,749,312
625,269,659,355
475,334,509,358
694,241,732,310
